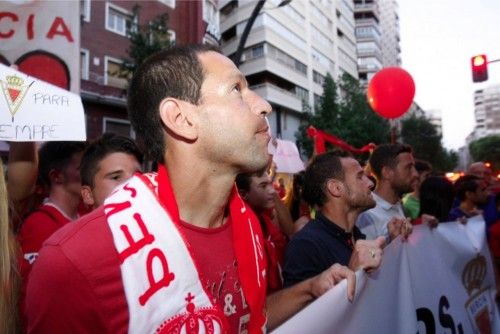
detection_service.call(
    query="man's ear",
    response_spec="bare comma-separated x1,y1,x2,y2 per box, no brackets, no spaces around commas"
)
158,98,197,141
81,186,95,208
239,189,249,201
381,165,393,181
326,179,343,198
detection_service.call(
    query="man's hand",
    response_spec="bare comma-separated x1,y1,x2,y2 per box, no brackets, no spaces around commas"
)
421,214,439,228
388,217,413,241
348,236,385,273
309,264,356,302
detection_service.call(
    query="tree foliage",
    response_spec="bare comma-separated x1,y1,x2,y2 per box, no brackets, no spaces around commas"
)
122,6,172,74
469,135,500,170
295,73,390,158
400,113,458,173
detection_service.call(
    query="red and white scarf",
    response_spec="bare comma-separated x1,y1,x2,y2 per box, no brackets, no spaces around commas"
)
104,164,267,333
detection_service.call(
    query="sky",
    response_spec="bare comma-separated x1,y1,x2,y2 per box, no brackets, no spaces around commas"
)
398,0,500,150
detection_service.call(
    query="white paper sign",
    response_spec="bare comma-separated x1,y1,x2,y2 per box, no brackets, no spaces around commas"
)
272,139,305,174
0,64,86,141
273,217,500,334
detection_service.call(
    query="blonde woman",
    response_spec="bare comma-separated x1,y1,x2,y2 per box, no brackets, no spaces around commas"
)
0,161,20,334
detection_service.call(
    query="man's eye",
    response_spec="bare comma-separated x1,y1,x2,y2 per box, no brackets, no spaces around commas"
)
232,84,241,93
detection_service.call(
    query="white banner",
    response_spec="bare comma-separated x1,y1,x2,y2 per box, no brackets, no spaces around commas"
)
0,64,86,141
274,216,500,333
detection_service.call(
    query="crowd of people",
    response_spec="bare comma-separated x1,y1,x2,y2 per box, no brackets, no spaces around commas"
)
0,44,499,334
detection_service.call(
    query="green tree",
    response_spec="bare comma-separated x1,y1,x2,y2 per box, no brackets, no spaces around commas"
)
469,135,500,170
295,73,390,157
400,113,457,172
122,6,172,74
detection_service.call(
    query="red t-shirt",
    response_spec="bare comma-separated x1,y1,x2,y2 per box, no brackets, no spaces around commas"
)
18,203,72,280
25,210,258,333
179,217,251,333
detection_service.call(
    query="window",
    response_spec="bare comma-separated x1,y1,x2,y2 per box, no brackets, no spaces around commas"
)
313,70,325,85
295,86,309,102
103,117,135,138
106,3,133,36
80,49,89,80
80,0,91,22
104,56,128,89
168,29,176,44
158,0,175,8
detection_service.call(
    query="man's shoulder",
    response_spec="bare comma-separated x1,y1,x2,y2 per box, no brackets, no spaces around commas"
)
45,206,108,247
42,207,120,274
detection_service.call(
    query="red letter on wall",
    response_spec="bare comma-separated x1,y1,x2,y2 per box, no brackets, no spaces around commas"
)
46,17,74,42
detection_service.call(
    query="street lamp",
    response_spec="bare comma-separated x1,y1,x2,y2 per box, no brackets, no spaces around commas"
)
233,0,292,67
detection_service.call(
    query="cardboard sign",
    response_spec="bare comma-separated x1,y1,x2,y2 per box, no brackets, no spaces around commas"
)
0,64,86,141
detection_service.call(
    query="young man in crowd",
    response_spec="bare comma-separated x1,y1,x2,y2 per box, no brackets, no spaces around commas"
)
283,151,386,287
356,143,417,242
236,169,293,293
448,175,489,221
80,133,143,209
402,160,432,220
25,45,356,333
18,141,86,278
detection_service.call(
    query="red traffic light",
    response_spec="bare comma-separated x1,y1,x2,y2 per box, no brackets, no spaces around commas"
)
471,54,488,82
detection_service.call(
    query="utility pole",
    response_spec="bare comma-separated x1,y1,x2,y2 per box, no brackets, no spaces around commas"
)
233,0,266,68
233,0,291,68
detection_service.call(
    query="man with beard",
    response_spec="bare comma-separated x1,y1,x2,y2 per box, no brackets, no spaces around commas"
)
283,151,386,287
356,144,417,242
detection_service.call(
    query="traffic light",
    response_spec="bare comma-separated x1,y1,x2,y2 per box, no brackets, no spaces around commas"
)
471,55,488,82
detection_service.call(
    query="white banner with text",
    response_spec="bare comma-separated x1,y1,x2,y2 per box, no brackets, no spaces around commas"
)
274,216,499,334
0,64,86,141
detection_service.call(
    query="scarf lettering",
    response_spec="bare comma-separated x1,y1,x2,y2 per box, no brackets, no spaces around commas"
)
139,247,175,305
117,213,155,263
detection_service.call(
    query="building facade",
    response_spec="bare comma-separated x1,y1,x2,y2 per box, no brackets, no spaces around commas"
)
218,0,358,142
472,84,500,139
354,0,382,84
80,0,217,141
378,0,401,67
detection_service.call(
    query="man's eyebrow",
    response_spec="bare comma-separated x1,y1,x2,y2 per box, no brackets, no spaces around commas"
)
229,72,248,86
104,170,123,177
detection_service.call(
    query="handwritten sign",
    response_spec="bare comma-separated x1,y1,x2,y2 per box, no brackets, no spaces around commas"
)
0,64,86,141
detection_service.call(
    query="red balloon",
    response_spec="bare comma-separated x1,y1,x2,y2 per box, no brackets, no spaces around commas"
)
367,67,415,119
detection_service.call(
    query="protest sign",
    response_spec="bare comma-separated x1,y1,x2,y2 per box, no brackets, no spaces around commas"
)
274,216,499,333
0,64,86,141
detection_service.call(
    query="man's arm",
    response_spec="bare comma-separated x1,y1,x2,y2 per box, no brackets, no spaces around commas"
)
25,245,108,333
272,194,296,236
266,264,355,331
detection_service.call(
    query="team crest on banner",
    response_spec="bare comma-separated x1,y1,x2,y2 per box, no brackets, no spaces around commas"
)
463,254,493,334
0,74,33,121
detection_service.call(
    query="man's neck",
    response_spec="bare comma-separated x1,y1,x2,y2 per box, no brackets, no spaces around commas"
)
459,200,477,214
320,203,359,233
48,188,80,220
164,155,235,229
374,181,400,205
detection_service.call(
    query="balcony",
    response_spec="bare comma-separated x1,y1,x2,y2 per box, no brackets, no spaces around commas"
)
251,82,302,113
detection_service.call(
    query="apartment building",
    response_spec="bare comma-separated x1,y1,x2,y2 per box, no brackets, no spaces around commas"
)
80,0,220,140
472,84,500,139
354,0,381,84
218,0,358,141
378,0,401,67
